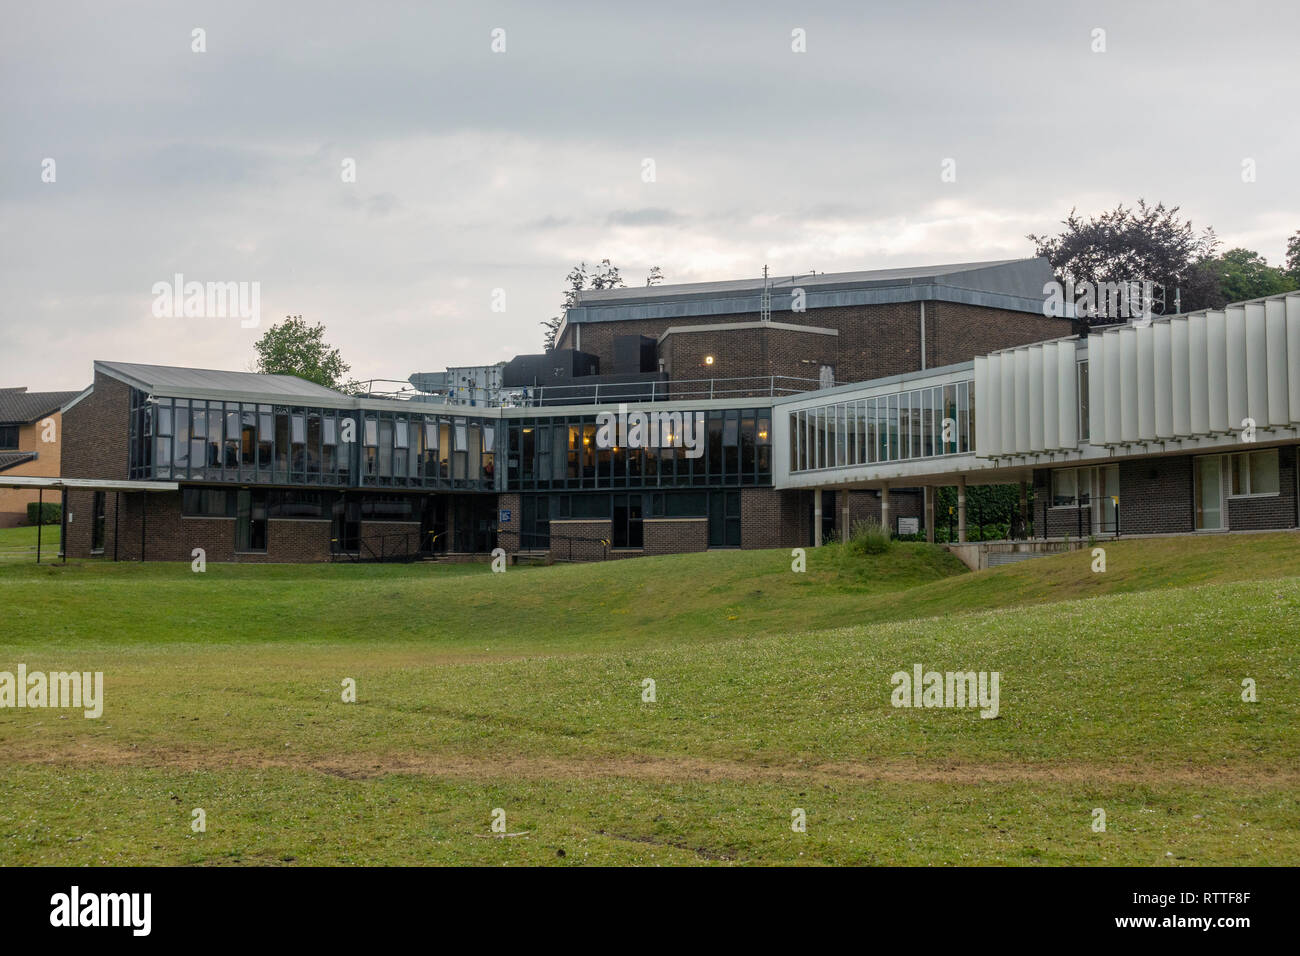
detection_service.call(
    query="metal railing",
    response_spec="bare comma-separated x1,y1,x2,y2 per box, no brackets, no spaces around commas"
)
517,374,828,407
512,530,611,562
332,530,426,563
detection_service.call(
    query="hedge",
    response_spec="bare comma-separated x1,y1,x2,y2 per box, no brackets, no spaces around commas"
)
26,502,62,525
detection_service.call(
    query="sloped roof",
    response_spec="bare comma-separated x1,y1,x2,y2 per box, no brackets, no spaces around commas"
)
0,389,84,425
94,361,347,401
0,451,37,472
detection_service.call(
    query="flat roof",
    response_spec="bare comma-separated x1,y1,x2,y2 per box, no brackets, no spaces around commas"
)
0,476,180,492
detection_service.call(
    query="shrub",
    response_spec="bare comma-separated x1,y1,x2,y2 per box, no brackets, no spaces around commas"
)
26,502,61,525
848,518,891,555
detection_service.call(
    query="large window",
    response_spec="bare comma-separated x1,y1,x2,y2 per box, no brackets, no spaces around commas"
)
1229,449,1279,497
1049,464,1119,532
182,487,234,517
0,425,18,450
789,381,973,473
505,409,773,491
1051,468,1079,508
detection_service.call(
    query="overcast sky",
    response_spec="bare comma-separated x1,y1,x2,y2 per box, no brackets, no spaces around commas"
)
3,0,1298,391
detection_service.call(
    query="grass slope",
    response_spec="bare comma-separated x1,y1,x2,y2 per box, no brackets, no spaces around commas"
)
1,533,1297,865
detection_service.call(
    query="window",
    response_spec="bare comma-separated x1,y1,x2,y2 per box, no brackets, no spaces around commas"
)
1051,468,1079,507
235,489,268,552
648,491,707,517
1229,449,1279,497
0,425,18,450
570,494,609,519
1077,361,1090,442
182,488,234,517
361,494,415,521
268,490,334,519
91,492,106,552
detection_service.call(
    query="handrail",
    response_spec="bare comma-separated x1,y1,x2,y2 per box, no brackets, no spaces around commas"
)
520,374,829,407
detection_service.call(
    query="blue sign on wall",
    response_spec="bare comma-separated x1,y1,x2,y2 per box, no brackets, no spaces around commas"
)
499,509,512,523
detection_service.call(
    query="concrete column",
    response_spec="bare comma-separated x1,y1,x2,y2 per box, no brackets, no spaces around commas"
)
957,475,967,543
924,486,935,543
841,494,851,543
813,488,823,547
880,484,891,535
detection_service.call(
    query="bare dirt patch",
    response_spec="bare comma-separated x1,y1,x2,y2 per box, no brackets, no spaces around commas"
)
2,741,1295,789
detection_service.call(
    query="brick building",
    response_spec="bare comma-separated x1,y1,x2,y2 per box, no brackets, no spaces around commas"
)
0,387,82,527
45,260,1297,564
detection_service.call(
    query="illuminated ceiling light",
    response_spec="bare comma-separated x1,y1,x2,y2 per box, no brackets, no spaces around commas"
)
704,355,715,366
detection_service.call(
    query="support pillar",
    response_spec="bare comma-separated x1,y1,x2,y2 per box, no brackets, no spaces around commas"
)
1018,480,1028,539
880,484,891,535
957,476,967,543
924,486,935,543
841,494,851,543
813,488,823,547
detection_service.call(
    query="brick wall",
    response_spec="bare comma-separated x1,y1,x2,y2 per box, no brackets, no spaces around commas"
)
62,372,131,480
1034,448,1300,537
548,519,611,561
659,325,836,393
560,302,1071,387
359,520,421,559
63,489,335,562
643,517,707,554
0,411,66,527
1226,445,1298,531
496,492,522,552
1118,457,1194,535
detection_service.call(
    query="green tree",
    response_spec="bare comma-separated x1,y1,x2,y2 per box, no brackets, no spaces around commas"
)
1028,200,1221,320
253,315,358,391
1287,230,1300,284
1205,248,1295,303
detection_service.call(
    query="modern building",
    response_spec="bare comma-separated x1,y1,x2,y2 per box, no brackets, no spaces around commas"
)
44,257,1300,563
0,387,82,527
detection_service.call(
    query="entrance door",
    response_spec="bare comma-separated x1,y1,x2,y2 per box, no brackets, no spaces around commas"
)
1092,465,1119,534
332,493,361,553
420,496,447,554
1194,456,1225,530
709,490,741,548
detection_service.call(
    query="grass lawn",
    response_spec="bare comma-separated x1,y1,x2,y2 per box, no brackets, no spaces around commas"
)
1,533,1297,865
0,524,54,563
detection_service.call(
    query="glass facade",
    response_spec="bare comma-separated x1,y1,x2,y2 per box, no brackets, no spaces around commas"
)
128,389,495,491
789,381,973,473
504,408,772,491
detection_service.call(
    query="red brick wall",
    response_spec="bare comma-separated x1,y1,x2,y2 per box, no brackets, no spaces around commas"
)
548,519,611,561
62,371,131,480
63,488,335,562
561,302,1070,387
643,518,707,554
496,492,522,552
359,520,421,559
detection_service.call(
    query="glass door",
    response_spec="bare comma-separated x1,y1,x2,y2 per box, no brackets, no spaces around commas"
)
1194,456,1224,530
